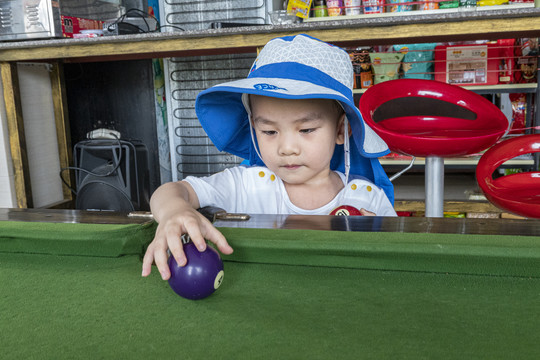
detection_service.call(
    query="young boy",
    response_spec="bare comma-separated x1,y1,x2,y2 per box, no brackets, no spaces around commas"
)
142,34,396,280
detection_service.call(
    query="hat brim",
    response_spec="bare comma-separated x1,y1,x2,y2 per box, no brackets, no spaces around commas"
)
195,77,390,163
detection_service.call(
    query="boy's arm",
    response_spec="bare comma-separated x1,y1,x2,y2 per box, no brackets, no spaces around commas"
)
141,181,233,280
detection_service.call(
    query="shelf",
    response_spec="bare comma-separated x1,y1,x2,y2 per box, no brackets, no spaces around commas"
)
462,83,538,94
379,157,534,166
305,3,535,23
0,8,539,63
354,83,538,94
393,200,501,213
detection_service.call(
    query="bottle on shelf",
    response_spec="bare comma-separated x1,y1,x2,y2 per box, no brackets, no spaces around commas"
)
313,0,329,17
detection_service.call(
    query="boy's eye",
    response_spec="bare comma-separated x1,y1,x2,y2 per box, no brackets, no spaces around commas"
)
261,130,277,136
300,128,316,134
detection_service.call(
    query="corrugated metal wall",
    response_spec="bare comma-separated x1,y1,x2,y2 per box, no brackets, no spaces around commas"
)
162,0,268,30
168,53,256,178
162,0,275,181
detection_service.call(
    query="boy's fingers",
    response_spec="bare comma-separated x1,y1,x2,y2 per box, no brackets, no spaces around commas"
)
141,211,232,281
164,225,187,266
360,208,376,216
167,234,186,267
141,249,154,277
186,215,233,255
154,248,171,280
184,220,207,252
204,225,233,254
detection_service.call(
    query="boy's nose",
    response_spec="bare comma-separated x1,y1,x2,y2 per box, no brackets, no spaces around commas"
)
278,134,300,156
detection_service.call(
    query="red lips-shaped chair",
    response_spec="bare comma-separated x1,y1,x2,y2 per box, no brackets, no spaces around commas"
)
476,135,540,218
359,79,509,217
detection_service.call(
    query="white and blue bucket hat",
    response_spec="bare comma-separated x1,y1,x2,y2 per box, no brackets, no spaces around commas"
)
195,34,394,203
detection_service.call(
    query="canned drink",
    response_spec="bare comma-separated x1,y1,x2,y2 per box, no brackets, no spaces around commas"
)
364,0,385,14
345,0,362,15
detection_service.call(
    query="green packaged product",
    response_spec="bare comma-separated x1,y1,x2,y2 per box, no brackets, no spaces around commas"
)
459,0,476,7
439,0,459,8
371,52,404,84
392,43,437,80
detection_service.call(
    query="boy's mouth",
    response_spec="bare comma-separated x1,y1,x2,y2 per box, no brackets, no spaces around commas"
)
283,164,301,170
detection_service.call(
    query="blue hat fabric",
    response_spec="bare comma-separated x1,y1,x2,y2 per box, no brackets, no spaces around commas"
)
195,34,394,203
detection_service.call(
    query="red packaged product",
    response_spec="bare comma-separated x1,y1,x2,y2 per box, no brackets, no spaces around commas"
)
514,38,539,84
434,43,499,85
497,39,515,84
508,93,526,134
61,15,104,38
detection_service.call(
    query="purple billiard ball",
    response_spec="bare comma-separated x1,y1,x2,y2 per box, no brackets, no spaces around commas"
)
168,241,224,300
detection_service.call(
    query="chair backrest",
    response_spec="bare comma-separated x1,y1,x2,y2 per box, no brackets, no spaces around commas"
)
476,134,540,218
359,79,510,157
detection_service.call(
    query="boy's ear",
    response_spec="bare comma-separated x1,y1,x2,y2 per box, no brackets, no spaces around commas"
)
336,113,350,145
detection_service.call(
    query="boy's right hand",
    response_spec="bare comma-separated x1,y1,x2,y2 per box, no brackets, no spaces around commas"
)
141,207,233,280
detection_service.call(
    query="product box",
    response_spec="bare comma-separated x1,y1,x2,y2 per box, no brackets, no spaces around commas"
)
434,43,499,85
61,15,104,38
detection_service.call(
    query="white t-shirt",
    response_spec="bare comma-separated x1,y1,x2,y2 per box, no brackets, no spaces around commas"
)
183,166,396,217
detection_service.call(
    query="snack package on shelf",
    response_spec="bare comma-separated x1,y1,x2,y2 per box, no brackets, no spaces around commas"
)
459,0,477,8
444,212,466,218
434,43,499,85
387,0,414,12
371,52,404,84
439,0,459,8
348,47,374,89
393,43,437,80
514,38,539,84
61,16,104,38
422,0,439,10
508,93,527,134
477,0,508,5
497,39,515,84
287,0,313,18
327,0,344,15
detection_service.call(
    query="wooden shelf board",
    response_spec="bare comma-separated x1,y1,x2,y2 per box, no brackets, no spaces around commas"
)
394,200,502,213
354,83,538,94
379,158,534,166
0,10,539,62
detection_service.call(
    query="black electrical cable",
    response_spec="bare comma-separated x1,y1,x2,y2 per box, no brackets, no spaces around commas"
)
106,8,185,33
59,133,124,196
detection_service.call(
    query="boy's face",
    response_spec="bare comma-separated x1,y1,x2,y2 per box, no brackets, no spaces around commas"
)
250,95,346,186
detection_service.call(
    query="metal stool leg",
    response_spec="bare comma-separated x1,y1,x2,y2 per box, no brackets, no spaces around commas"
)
425,156,444,217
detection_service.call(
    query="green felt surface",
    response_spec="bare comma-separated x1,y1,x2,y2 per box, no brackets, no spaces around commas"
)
1,252,539,359
220,227,540,278
2,221,540,277
1,221,540,358
0,221,157,257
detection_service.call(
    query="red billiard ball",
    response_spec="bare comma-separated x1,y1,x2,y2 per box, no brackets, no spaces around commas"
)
168,241,224,300
330,205,363,216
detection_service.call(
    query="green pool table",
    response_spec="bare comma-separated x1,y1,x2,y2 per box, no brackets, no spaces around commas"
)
1,208,539,359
